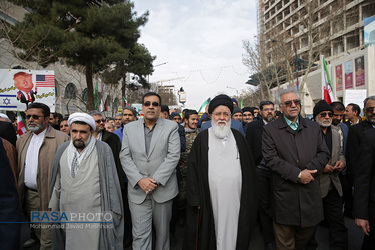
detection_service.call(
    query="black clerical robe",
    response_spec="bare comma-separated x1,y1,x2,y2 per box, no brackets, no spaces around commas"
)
183,128,258,250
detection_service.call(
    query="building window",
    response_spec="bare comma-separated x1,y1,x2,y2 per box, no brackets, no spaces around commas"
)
82,88,88,102
64,83,77,99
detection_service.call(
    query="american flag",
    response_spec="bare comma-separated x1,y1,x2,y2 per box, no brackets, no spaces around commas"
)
36,74,55,88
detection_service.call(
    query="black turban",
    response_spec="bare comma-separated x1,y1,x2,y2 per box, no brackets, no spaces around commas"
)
208,94,234,114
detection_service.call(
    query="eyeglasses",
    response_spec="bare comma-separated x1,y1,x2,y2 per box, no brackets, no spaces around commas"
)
366,107,375,113
333,113,344,117
26,115,45,120
143,101,160,107
212,112,231,118
282,99,300,107
95,119,105,123
319,112,333,118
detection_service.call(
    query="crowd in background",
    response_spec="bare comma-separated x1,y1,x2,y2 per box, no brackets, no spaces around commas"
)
1,89,375,250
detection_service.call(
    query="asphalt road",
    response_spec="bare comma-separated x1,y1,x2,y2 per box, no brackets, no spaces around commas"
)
21,215,364,250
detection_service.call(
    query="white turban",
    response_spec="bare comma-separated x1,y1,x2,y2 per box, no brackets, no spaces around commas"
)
0,113,10,121
68,112,96,131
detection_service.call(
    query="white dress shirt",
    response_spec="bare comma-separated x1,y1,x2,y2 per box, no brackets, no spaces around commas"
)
24,129,47,190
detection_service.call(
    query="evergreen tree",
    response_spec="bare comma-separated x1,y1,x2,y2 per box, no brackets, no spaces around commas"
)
9,0,155,110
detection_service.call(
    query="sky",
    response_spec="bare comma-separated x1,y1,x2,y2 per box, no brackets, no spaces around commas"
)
133,0,258,110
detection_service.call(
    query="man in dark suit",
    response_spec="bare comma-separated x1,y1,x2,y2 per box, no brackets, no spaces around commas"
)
246,100,275,249
0,120,17,147
346,96,375,216
354,128,375,249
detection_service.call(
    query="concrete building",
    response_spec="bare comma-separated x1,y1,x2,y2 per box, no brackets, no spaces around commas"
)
256,0,375,114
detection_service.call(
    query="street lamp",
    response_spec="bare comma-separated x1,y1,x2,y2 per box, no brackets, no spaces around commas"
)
226,86,239,101
148,62,168,83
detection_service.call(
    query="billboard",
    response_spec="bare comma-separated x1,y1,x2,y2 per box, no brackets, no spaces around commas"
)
0,69,55,111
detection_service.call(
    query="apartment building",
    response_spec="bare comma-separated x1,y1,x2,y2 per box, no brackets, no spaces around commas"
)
256,0,375,114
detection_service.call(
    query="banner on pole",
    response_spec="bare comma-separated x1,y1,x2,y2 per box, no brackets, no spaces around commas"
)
0,69,55,111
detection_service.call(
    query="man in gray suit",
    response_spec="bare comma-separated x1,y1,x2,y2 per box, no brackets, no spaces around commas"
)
120,92,180,250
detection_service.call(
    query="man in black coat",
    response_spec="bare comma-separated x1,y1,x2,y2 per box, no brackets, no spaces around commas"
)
0,138,21,249
354,128,375,249
262,88,330,249
246,100,275,249
184,94,257,250
345,96,375,216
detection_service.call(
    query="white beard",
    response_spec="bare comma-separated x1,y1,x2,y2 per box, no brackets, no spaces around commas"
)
212,119,231,139
317,118,332,128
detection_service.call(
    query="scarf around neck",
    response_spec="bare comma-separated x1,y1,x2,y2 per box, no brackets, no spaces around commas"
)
67,135,96,178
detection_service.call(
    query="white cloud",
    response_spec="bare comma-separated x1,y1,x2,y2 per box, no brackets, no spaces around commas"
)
133,0,257,109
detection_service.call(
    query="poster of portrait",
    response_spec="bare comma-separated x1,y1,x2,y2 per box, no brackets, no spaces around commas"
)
355,56,365,87
344,60,353,89
0,69,55,111
335,65,343,91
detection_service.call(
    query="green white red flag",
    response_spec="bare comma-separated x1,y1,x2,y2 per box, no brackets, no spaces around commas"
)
16,110,27,136
321,56,334,104
198,97,211,113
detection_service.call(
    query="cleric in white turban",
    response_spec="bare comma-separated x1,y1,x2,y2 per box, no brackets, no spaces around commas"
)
67,112,96,131
49,112,124,249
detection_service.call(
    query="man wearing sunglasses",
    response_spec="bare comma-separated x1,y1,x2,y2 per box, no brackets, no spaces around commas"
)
313,100,348,249
262,88,330,250
17,102,69,249
120,92,180,250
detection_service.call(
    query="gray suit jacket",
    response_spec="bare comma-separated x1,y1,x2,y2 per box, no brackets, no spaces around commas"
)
120,117,180,204
320,128,346,198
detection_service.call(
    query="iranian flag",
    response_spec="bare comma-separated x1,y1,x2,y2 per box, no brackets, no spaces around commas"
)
198,97,211,113
321,56,334,104
16,110,27,136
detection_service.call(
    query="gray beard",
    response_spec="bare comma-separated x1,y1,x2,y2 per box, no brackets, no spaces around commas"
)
212,119,231,139
28,123,45,133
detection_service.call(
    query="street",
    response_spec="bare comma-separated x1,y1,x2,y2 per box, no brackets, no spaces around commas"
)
21,215,364,249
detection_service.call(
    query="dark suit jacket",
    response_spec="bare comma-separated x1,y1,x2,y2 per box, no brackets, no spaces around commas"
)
0,121,17,147
17,90,36,104
102,129,125,190
340,123,349,155
346,120,374,177
354,129,375,220
246,119,266,166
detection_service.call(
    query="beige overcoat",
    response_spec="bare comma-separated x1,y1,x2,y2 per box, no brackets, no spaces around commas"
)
17,125,69,211
320,128,346,198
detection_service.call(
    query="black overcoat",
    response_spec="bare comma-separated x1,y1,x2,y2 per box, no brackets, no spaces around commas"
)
262,114,330,227
183,128,258,250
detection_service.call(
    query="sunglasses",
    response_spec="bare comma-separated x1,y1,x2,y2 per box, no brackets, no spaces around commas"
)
95,119,105,123
26,115,45,120
143,101,160,107
366,107,375,113
282,99,300,107
319,112,333,118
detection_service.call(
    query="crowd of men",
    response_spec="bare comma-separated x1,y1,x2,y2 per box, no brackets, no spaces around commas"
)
0,89,375,250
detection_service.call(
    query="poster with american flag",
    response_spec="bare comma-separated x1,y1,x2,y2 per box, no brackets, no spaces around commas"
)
0,69,55,111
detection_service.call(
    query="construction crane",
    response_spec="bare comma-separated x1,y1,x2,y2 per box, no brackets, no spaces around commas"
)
150,77,184,87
